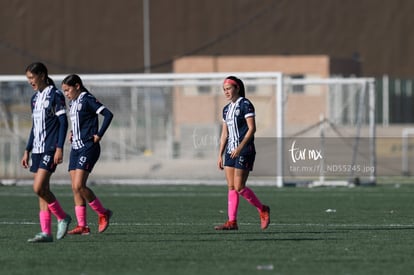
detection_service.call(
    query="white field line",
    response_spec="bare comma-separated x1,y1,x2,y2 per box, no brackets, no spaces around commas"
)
1,221,414,228
1,179,277,186
0,192,225,197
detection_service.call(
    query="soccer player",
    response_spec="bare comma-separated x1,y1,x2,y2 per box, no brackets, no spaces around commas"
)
215,76,270,230
21,62,72,242
61,74,113,235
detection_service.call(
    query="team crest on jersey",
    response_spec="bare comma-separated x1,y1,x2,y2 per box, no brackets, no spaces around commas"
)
235,109,240,116
78,103,82,111
43,100,50,108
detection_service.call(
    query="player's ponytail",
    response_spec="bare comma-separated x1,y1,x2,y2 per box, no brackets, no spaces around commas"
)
46,77,56,88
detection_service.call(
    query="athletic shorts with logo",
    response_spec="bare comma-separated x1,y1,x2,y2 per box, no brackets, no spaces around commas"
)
69,142,100,172
224,152,256,171
30,151,57,173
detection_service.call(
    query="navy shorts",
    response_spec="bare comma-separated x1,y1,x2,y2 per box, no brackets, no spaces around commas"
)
69,143,101,172
224,152,256,171
30,151,57,173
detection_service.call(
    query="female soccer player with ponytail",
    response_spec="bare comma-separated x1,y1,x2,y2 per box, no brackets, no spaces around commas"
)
22,62,72,242
215,76,270,230
61,74,113,235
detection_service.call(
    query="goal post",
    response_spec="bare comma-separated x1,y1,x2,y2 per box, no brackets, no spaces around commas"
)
0,72,376,186
0,72,284,183
402,128,414,176
279,77,376,187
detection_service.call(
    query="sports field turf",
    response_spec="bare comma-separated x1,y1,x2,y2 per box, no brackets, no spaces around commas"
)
1,183,414,275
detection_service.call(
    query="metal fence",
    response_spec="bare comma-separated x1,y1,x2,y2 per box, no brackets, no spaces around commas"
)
0,73,392,185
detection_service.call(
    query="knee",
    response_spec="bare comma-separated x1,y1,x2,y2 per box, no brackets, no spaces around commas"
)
228,184,243,192
33,185,41,196
234,186,244,193
71,183,84,194
229,185,243,193
33,185,48,197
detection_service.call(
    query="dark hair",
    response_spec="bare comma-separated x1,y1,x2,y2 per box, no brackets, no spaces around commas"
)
225,76,245,98
62,74,89,93
25,62,56,88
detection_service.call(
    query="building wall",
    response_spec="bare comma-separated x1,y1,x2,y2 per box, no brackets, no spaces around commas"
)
173,55,332,76
172,55,350,137
0,0,413,77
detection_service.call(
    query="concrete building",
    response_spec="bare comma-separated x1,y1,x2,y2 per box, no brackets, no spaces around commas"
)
172,55,361,138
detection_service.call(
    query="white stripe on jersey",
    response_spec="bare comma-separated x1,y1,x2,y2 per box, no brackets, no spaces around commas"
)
70,92,86,150
225,97,242,153
55,109,66,116
96,105,105,114
32,87,49,153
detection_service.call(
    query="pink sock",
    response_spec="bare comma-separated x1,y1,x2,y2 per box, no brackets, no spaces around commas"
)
39,210,52,235
228,190,239,221
239,187,263,212
88,197,106,215
75,205,87,227
48,200,67,220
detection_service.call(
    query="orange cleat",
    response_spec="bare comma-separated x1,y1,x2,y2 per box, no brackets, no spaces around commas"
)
214,220,238,230
68,226,91,235
98,209,113,233
260,205,270,230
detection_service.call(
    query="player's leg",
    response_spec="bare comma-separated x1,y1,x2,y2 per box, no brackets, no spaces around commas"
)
72,168,112,233
215,155,239,230
233,155,270,230
32,153,70,221
225,166,239,223
234,168,263,209
68,169,90,235
28,192,54,243
69,144,111,234
31,167,71,240
27,155,52,242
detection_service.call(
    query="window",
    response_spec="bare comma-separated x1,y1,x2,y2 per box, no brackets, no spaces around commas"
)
290,74,305,93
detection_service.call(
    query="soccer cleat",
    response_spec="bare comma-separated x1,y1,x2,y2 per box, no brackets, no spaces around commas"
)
260,205,270,230
214,220,238,230
27,232,53,243
68,226,91,235
98,209,113,233
56,214,72,240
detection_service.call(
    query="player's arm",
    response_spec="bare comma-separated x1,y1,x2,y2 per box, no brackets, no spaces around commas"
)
93,107,113,143
54,113,68,164
230,116,256,159
21,127,34,168
22,99,35,168
54,93,68,164
217,121,228,170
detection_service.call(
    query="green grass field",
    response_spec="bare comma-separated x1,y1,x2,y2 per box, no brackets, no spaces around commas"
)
1,183,414,275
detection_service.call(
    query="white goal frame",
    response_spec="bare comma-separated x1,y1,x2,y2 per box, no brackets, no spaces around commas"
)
280,77,377,187
402,128,414,176
0,72,375,186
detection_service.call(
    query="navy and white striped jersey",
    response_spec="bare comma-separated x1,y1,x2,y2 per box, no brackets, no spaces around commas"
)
29,85,67,153
222,97,255,154
69,92,107,150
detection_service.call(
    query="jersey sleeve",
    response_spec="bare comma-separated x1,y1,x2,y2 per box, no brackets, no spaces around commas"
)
222,104,229,123
54,89,68,148
97,108,113,138
54,90,67,116
25,94,37,152
242,98,255,118
85,93,113,138
85,93,105,113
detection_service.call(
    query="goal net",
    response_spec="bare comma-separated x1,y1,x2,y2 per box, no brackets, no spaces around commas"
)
0,72,375,186
277,77,376,187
